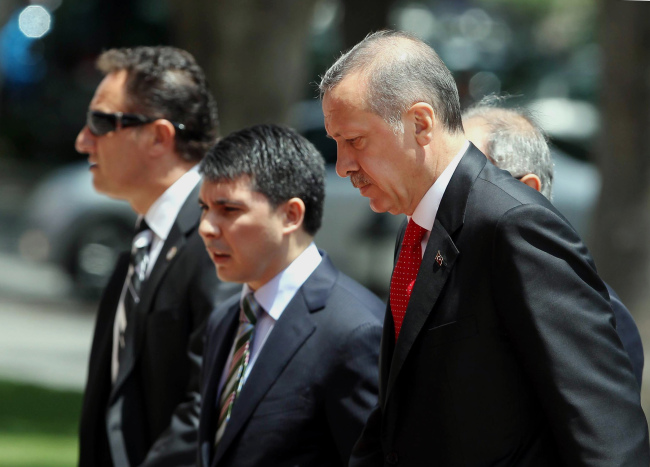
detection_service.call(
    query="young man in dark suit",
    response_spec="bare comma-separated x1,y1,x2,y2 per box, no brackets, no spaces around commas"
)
463,103,644,389
320,30,649,465
196,124,384,467
75,46,237,467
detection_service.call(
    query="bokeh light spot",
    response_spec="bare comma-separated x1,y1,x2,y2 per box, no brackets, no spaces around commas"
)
18,6,52,39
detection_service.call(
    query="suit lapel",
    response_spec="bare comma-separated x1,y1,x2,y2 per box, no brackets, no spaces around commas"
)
110,182,202,402
93,253,130,381
213,254,336,464
82,253,129,431
384,144,486,403
199,302,240,467
386,220,459,401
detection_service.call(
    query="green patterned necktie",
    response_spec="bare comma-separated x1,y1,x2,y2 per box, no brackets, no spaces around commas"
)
214,293,261,446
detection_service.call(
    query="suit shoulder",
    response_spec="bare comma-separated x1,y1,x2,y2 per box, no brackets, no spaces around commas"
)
476,165,550,209
327,271,385,324
470,164,573,230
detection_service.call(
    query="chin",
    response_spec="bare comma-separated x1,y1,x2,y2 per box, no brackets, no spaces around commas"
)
91,178,108,195
368,199,392,215
216,268,243,285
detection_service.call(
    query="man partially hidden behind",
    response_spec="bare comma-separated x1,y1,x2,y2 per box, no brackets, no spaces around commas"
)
196,124,384,467
75,46,237,467
320,30,649,465
462,101,644,388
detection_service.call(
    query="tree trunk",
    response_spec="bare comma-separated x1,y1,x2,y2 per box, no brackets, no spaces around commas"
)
169,0,318,135
341,0,393,49
592,0,650,316
0,0,20,27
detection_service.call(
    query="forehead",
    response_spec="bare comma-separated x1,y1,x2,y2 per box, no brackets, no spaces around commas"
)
323,75,365,117
324,73,367,104
200,176,268,204
322,75,386,136
90,70,129,111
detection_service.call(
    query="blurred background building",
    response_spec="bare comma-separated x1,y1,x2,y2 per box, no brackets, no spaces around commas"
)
1,0,649,465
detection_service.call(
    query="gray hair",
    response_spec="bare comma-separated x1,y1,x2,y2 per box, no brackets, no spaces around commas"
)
463,99,554,200
319,30,463,135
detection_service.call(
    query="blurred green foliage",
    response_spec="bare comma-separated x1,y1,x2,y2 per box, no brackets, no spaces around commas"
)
0,380,81,466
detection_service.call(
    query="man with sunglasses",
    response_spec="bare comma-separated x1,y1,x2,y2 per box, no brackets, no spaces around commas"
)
75,46,238,467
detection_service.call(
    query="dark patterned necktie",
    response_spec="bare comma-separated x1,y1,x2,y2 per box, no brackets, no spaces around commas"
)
215,293,261,447
117,220,153,366
390,219,426,341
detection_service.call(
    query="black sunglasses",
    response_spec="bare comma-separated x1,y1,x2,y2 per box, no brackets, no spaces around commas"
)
86,110,188,136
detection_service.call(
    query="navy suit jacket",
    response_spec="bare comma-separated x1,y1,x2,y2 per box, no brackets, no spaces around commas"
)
198,252,384,467
351,145,649,466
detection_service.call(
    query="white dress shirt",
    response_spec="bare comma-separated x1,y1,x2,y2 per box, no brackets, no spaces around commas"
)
410,140,469,256
111,165,202,382
218,242,323,395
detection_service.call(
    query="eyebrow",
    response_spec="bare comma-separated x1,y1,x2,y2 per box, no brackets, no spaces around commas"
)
199,197,246,207
214,199,245,206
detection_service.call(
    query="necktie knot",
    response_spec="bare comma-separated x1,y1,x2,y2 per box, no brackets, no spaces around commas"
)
130,220,153,285
132,219,153,255
403,219,426,247
241,293,261,326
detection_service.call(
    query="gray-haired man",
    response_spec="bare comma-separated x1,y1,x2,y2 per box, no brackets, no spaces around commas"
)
463,102,644,388
320,30,648,466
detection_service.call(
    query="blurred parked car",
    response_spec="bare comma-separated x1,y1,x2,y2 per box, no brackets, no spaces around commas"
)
20,163,137,298
20,99,600,300
21,159,400,299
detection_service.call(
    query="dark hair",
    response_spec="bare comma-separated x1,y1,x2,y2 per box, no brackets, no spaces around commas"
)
319,30,463,134
97,46,218,162
200,124,326,235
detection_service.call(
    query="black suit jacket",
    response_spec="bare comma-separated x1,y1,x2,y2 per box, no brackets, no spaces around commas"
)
606,284,644,388
198,253,384,467
79,182,239,467
351,145,649,466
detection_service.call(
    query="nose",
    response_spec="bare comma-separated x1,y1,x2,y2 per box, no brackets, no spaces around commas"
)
335,144,359,178
198,213,220,241
75,126,96,154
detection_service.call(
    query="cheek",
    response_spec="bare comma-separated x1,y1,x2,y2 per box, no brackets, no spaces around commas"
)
361,153,393,186
228,226,258,258
243,225,280,262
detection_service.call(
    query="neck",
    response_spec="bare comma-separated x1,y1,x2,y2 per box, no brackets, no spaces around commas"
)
403,133,466,216
247,232,314,292
429,132,467,182
130,160,196,215
286,232,313,265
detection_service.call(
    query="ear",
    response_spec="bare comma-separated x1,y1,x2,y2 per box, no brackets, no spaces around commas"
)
147,119,176,157
408,102,435,147
280,197,306,235
519,173,542,193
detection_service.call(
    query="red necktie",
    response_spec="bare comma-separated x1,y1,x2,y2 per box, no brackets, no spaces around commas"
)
390,219,426,341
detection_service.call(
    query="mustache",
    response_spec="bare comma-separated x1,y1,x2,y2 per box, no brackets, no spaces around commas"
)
350,172,371,188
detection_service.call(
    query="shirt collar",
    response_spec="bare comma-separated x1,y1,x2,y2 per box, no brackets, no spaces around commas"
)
241,242,322,320
142,165,201,241
411,140,469,231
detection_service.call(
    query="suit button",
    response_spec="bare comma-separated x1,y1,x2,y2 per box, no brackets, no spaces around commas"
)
386,451,398,465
